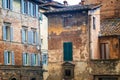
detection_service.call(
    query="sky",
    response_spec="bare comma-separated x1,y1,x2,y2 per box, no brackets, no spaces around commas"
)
53,0,81,5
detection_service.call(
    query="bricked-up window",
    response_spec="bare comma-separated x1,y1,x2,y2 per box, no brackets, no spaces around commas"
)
4,50,14,65
22,27,28,43
63,15,73,28
94,75,118,80
63,42,73,61
23,53,30,66
100,43,109,59
3,23,13,41
21,0,38,17
31,53,40,66
2,0,13,10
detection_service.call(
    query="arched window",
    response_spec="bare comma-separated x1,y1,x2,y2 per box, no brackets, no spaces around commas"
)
31,78,36,80
11,78,16,80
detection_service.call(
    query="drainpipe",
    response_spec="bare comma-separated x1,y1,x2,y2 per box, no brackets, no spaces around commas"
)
88,15,92,60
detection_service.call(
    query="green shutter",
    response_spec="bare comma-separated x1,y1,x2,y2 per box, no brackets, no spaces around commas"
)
63,42,73,61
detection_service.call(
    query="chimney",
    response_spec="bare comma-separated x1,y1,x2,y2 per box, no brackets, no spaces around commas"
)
63,0,68,6
81,0,85,5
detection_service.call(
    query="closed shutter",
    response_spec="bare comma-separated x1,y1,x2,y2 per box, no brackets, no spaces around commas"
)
36,32,39,45
68,42,72,61
21,29,25,43
63,42,73,61
31,3,33,16
36,4,38,18
38,53,40,66
2,0,7,9
3,25,7,40
10,0,13,10
31,53,34,66
11,51,15,65
4,50,8,65
28,31,32,44
22,52,26,65
10,27,13,41
27,1,30,15
29,53,31,66
21,0,24,14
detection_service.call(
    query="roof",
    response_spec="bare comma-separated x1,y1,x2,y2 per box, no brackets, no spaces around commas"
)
100,19,120,36
29,0,45,4
40,1,64,8
44,3,101,14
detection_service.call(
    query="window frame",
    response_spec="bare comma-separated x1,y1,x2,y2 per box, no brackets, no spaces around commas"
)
94,75,119,80
22,27,28,43
100,43,110,59
4,50,14,65
2,0,13,10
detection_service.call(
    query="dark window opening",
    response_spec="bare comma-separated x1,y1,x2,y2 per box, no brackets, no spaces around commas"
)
93,17,96,29
11,78,16,80
31,78,36,80
65,69,71,77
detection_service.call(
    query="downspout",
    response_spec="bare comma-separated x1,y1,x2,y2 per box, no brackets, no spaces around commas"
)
88,14,92,60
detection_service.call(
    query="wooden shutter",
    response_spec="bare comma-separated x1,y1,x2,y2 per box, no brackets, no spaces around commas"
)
21,0,24,14
11,51,15,65
22,52,26,65
31,53,34,66
4,50,8,65
10,0,13,10
3,25,7,40
2,0,7,9
10,27,13,41
36,32,39,45
28,31,32,44
38,53,40,66
29,53,31,66
21,29,25,43
31,3,33,16
36,4,38,18
63,42,73,61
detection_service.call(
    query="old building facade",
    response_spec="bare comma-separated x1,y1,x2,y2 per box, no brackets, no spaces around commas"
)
0,0,43,80
44,4,103,80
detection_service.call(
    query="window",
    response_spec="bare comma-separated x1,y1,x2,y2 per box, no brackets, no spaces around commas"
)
2,0,13,10
100,43,109,59
4,50,14,65
31,53,40,66
65,69,71,77
42,54,48,65
28,29,38,45
23,0,28,14
21,0,38,17
63,42,73,61
22,27,28,43
94,76,118,80
23,53,30,66
33,30,37,44
93,17,96,29
63,15,73,28
33,3,36,16
3,23,13,41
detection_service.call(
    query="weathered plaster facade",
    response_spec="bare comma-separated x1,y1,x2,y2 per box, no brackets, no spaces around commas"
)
44,5,101,80
0,0,42,80
40,14,49,80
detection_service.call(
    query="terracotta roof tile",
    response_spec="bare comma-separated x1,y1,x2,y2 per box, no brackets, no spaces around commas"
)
100,19,120,36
